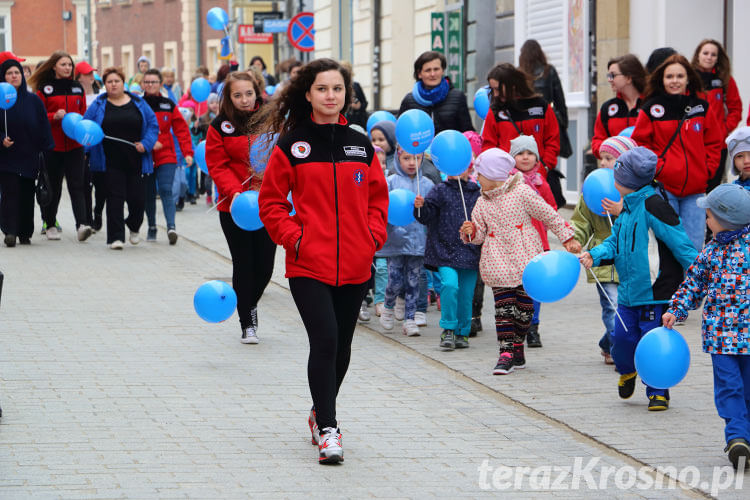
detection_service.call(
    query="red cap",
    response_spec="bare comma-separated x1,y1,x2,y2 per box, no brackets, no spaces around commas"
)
0,51,26,65
75,61,95,77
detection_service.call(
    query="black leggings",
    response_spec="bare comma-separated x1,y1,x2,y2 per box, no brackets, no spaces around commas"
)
219,211,277,329
289,277,369,430
41,149,87,228
0,172,35,239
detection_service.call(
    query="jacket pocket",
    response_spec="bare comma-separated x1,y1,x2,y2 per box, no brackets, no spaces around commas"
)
631,222,638,252
368,227,378,251
295,225,304,262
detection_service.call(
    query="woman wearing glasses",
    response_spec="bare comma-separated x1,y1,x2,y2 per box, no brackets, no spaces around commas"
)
591,54,646,158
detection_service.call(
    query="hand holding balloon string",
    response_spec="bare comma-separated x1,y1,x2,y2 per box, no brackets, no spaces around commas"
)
207,176,254,213
578,233,628,332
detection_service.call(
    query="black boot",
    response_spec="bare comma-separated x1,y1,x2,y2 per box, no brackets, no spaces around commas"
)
469,317,482,337
526,324,542,348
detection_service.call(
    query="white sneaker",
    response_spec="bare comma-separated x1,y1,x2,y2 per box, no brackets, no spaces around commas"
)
46,227,61,240
241,326,259,344
374,302,384,317
77,225,93,242
402,319,420,336
394,297,405,320
318,427,343,464
379,307,394,330
414,311,427,326
110,240,124,250
358,301,371,322
129,230,140,245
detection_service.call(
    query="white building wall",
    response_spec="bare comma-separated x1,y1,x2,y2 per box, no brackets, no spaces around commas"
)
728,1,750,125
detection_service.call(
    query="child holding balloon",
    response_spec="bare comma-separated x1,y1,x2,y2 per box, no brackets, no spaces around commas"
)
509,135,557,348
580,147,699,410
460,148,579,375
662,183,750,468
378,146,434,336
571,135,636,364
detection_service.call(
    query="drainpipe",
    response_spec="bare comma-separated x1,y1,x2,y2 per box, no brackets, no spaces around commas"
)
196,0,202,67
86,0,92,61
373,0,381,109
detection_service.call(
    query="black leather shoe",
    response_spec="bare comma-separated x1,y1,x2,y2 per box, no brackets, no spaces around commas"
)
526,324,542,347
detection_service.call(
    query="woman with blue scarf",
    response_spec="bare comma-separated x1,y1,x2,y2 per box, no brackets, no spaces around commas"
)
398,51,474,134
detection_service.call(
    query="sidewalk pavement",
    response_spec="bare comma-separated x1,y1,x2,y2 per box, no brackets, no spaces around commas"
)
0,191,743,498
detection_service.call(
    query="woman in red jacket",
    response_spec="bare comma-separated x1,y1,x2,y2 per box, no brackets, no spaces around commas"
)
480,63,560,192
28,51,91,242
631,54,722,251
257,58,388,464
206,72,274,345
591,54,646,157
691,39,743,192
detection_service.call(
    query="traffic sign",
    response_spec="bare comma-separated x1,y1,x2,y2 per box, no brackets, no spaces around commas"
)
253,11,283,33
238,24,273,44
263,19,289,33
287,12,314,52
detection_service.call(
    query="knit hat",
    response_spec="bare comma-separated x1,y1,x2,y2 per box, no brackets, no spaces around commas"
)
726,127,750,163
462,131,482,157
473,148,516,182
697,183,750,230
206,92,219,104
599,136,637,159
613,146,657,190
136,55,151,68
509,135,539,159
370,121,396,152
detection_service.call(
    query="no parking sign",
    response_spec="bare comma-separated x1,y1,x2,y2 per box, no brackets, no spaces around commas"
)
287,12,315,52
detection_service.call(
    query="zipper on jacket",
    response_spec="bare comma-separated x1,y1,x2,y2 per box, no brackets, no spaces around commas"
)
295,225,304,261
631,222,638,252
330,126,341,286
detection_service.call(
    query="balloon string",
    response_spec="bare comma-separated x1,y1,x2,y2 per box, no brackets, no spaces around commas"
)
206,175,253,213
581,233,627,332
4,109,7,139
457,178,471,242
416,154,422,218
104,135,137,147
607,211,613,228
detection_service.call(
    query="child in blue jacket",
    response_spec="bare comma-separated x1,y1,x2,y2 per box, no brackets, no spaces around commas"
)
663,183,750,469
414,165,481,350
378,146,434,336
580,147,699,411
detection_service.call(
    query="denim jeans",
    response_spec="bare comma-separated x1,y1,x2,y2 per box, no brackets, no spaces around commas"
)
185,164,197,196
373,258,387,304
663,191,705,251
613,303,667,398
712,354,750,443
596,282,618,353
145,163,177,229
532,300,541,325
438,267,477,337
384,256,423,320
418,268,428,313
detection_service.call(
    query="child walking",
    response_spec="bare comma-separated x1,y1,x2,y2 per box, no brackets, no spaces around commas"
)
414,163,481,350
728,127,750,191
509,135,557,348
379,146,434,336
572,136,636,364
663,183,750,468
461,148,579,374
580,147,699,411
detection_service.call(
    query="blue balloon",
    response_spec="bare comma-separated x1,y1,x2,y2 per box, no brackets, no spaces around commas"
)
431,130,473,176
287,192,295,216
635,327,691,389
388,188,416,226
250,133,279,174
366,111,397,134
194,141,207,174
207,7,230,31
62,112,83,139
231,190,264,231
124,83,129,92
473,86,490,119
74,119,104,147
0,82,17,110
94,72,102,83
619,126,635,137
522,250,580,302
193,280,237,323
582,168,621,216
395,109,434,154
129,83,142,95
265,85,276,96
190,77,211,103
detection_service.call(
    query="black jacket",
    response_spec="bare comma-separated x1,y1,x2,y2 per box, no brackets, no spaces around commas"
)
398,87,474,134
530,65,572,158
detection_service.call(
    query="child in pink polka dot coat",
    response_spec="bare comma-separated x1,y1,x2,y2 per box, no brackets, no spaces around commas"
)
460,148,580,375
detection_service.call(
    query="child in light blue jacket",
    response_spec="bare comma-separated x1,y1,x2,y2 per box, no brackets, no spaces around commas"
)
378,146,434,336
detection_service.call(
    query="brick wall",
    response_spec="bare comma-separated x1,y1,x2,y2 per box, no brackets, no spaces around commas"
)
11,0,80,62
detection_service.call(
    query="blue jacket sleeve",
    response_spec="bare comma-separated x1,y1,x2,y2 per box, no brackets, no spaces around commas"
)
414,182,441,225
647,210,699,269
666,248,710,321
139,103,159,152
589,217,620,266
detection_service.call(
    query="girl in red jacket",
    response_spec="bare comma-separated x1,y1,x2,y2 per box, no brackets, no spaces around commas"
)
480,63,560,181
591,54,646,158
631,54,722,251
257,58,388,464
28,51,91,242
206,72,275,345
691,39,743,192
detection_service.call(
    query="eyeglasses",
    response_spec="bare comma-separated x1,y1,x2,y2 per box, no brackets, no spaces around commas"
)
606,72,623,80
728,135,750,152
142,81,160,85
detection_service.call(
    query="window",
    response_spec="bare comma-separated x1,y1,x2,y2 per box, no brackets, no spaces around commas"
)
141,43,155,68
101,46,113,69
0,1,12,52
206,39,220,73
163,41,177,74
121,44,134,78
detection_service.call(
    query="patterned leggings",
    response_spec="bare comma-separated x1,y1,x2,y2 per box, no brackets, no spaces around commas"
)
492,286,534,351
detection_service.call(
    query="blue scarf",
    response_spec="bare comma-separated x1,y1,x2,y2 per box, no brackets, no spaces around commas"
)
715,224,750,245
735,177,750,190
412,78,450,107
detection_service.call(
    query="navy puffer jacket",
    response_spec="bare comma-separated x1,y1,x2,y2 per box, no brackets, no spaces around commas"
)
415,178,481,270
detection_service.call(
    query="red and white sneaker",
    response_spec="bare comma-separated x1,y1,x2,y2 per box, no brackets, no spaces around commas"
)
308,408,320,445
318,427,344,464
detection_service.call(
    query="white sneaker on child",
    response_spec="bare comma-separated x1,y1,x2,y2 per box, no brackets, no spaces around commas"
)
402,319,420,336
379,307,394,330
414,311,427,326
394,297,405,321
